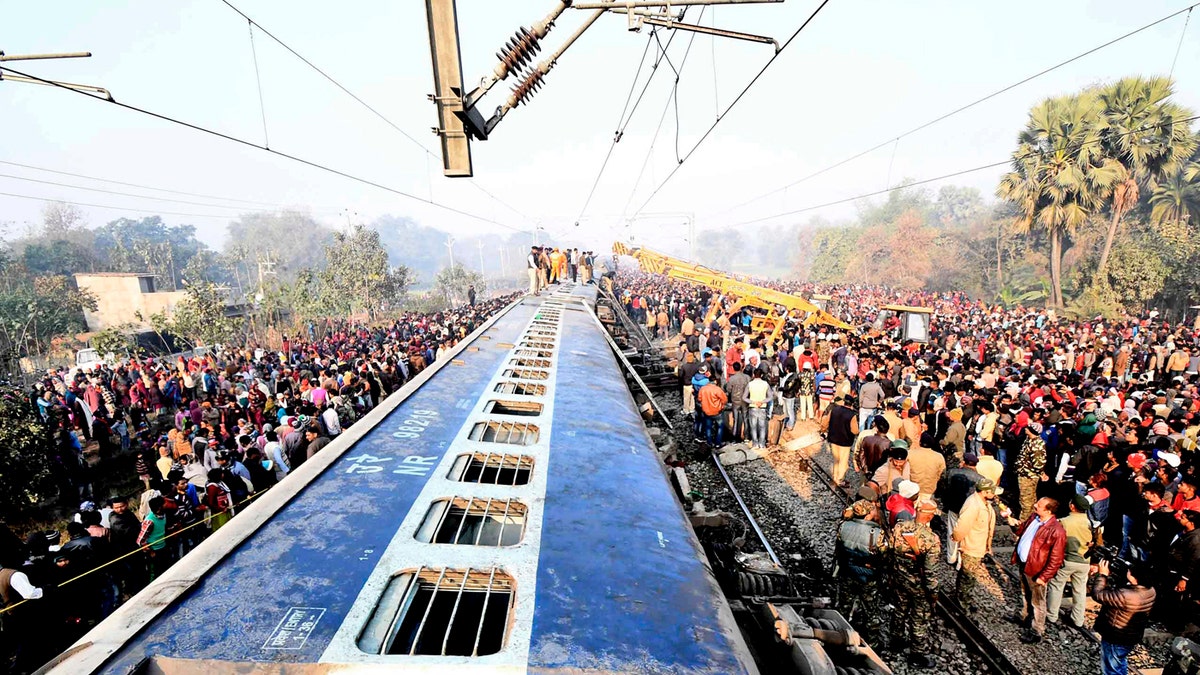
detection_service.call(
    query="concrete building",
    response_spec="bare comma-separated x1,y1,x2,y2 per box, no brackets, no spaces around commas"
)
73,273,187,332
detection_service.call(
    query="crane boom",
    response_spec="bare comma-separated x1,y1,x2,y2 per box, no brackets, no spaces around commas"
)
612,242,852,338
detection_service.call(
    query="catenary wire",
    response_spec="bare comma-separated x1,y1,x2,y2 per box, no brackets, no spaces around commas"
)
0,64,530,234
620,11,707,222
575,12,694,224
0,171,338,213
627,0,833,221
728,112,1200,227
722,0,1200,213
0,159,342,211
216,0,532,223
0,189,283,220
246,20,271,148
1170,7,1193,78
573,29,657,223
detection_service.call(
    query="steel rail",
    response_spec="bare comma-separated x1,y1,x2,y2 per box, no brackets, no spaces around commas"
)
710,451,782,566
807,449,1023,675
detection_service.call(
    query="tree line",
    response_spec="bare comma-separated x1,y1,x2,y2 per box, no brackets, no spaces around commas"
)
695,75,1200,320
0,206,515,376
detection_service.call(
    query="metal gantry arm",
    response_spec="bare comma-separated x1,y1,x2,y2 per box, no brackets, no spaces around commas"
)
427,0,785,175
0,51,110,99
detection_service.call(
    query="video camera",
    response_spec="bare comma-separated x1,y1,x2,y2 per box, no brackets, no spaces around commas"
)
1088,545,1131,583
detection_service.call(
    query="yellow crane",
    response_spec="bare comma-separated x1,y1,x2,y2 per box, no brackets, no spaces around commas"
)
612,242,852,346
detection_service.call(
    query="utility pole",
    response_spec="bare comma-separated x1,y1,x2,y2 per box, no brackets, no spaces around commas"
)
498,246,507,277
477,239,486,282
0,51,110,98
443,237,458,305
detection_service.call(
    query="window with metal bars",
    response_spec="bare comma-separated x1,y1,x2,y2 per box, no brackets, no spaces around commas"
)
513,348,554,359
493,381,546,396
469,420,539,445
448,452,534,485
483,400,543,416
357,568,514,657
501,368,549,381
509,357,551,368
519,339,555,350
415,497,527,546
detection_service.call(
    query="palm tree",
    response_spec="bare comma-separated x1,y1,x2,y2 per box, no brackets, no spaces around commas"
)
997,92,1122,307
1149,159,1200,236
1095,76,1197,277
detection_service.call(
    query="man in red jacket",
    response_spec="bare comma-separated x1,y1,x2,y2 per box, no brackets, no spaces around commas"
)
1005,496,1066,644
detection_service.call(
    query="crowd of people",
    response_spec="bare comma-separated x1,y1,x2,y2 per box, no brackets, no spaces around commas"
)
6,253,1200,674
524,246,615,296
617,269,1199,674
0,291,519,673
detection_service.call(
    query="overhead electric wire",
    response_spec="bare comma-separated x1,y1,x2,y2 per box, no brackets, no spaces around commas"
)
0,171,339,214
1170,7,1193,78
728,112,1200,227
575,14,691,224
216,0,532,223
619,11,707,221
574,29,657,223
0,64,529,234
723,0,1200,213
0,159,340,211
0,189,280,220
627,0,833,221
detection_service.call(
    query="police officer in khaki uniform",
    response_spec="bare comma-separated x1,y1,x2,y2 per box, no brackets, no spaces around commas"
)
890,497,941,669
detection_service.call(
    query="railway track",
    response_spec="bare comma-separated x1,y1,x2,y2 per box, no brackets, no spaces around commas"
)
802,454,1025,675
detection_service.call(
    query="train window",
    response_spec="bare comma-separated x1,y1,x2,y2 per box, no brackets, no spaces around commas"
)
500,368,549,381
448,452,534,485
415,497,527,546
508,357,551,368
469,420,540,445
483,400,543,417
518,339,555,350
358,567,514,657
493,381,546,396
513,348,554,359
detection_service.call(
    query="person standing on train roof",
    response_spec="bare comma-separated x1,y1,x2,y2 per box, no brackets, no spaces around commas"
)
526,246,539,297
537,247,550,290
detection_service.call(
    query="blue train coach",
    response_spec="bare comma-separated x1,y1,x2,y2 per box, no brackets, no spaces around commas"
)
45,283,760,675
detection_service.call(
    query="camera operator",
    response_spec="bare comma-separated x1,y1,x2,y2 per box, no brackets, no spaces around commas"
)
1091,557,1156,675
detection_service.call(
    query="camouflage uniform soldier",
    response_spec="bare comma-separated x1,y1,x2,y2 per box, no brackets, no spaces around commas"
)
835,498,887,645
1015,422,1046,520
889,498,941,669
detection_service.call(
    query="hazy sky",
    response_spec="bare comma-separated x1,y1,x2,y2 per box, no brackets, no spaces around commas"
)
2,0,1198,256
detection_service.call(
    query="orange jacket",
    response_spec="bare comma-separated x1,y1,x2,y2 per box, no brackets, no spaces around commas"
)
698,382,728,416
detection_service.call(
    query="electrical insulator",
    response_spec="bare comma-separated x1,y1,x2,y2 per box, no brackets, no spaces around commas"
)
496,27,541,78
510,70,545,107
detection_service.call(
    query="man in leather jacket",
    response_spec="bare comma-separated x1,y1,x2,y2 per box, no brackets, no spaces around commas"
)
1092,559,1155,675
1005,496,1066,644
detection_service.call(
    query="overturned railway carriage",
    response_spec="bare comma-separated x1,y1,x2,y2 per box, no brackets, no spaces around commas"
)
45,283,884,675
